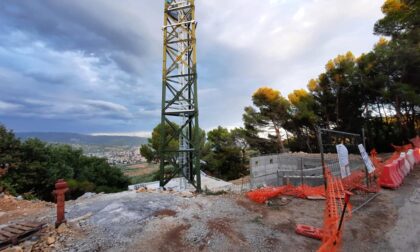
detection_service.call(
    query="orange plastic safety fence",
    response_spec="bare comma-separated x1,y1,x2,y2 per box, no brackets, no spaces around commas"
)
341,170,365,191
247,169,377,204
370,149,401,174
385,152,401,165
246,184,326,203
391,143,413,153
317,168,351,252
411,136,420,148
249,147,416,252
282,184,325,198
370,150,385,177
318,231,340,252
247,149,406,204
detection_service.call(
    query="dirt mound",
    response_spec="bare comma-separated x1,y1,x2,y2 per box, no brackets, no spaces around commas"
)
153,209,177,217
159,223,191,251
229,175,250,185
207,217,247,244
0,194,54,224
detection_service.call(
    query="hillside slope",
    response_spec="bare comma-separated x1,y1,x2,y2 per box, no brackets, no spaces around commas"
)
16,132,147,147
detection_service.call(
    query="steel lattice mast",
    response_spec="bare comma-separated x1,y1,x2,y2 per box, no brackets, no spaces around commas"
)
159,0,201,191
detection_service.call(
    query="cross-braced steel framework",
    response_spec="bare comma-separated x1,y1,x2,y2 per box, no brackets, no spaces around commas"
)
159,0,201,191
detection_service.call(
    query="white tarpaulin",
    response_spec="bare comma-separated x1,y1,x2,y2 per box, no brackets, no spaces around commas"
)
358,144,375,173
336,144,351,178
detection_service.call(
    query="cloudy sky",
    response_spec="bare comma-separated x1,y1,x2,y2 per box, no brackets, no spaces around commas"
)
0,0,384,136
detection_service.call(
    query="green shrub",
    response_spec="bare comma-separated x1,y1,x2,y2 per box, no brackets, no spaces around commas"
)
0,125,130,201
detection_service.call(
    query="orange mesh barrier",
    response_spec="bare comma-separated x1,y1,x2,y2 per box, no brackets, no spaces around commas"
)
341,170,366,191
281,184,325,199
318,169,352,252
410,136,420,148
246,184,325,203
247,147,414,204
249,147,415,251
370,149,385,177
245,186,291,203
391,143,413,153
247,169,373,203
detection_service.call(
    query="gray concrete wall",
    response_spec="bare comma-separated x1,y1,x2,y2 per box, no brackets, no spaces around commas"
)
250,153,365,188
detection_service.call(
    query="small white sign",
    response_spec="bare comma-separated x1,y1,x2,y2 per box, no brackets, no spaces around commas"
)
336,144,351,178
358,144,375,173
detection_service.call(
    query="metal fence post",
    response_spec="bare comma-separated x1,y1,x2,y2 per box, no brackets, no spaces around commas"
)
361,128,370,188
316,127,326,190
362,127,366,151
250,159,254,189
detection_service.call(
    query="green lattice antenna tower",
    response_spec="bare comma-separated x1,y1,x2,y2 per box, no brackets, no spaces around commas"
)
159,0,201,192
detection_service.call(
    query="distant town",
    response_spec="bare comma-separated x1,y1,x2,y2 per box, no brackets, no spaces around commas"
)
85,146,145,165
15,132,148,166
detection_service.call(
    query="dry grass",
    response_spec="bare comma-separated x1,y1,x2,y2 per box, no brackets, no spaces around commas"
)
123,163,159,177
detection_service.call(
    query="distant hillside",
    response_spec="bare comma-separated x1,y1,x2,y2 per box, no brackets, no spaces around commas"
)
16,132,148,147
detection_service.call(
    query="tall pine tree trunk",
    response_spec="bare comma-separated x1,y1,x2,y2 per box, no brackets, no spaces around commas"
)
275,127,285,153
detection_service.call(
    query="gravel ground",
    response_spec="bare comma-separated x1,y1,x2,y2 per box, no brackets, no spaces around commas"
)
2,164,420,252
342,164,420,252
64,192,179,251
59,191,321,252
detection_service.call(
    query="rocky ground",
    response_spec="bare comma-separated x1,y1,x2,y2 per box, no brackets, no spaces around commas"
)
1,165,419,252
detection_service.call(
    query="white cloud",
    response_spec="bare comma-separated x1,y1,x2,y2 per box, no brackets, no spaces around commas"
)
293,8,305,21
0,100,22,112
269,0,288,5
85,99,129,113
0,0,385,133
137,108,160,117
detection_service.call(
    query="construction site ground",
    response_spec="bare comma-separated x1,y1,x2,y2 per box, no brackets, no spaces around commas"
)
1,165,419,252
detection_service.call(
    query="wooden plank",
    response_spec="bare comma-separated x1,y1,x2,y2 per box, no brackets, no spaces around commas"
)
307,195,326,200
3,227,22,235
0,229,15,238
19,222,41,228
10,224,32,231
0,222,45,249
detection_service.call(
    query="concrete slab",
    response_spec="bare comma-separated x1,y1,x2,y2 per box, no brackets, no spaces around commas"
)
128,172,234,192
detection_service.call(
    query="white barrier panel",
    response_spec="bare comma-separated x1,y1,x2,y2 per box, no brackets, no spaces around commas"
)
358,144,375,173
399,153,410,176
406,149,415,169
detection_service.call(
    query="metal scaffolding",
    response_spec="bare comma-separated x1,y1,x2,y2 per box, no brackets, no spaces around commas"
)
159,0,201,191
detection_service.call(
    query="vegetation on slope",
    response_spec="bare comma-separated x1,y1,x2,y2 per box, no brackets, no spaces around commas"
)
0,125,130,201
244,0,419,153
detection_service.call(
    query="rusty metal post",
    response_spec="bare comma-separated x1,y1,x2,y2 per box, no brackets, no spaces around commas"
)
53,179,69,228
338,192,352,232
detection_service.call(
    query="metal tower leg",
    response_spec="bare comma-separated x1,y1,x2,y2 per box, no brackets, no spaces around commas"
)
159,0,201,192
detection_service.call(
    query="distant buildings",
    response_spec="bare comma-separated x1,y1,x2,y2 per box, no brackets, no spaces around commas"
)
86,147,145,165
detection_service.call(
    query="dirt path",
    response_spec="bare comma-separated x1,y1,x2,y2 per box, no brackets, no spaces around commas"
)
343,165,420,252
